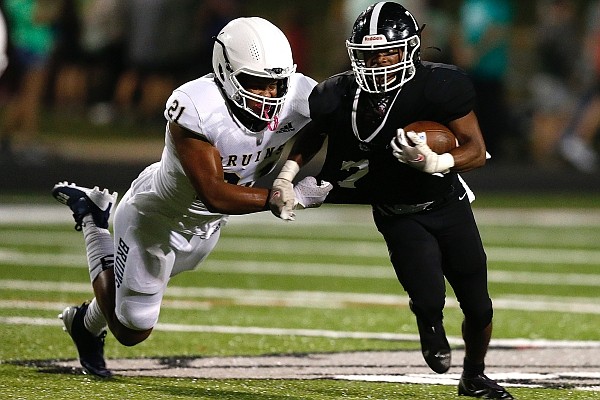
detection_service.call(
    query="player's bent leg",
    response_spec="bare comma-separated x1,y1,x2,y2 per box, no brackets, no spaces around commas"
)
91,268,153,346
108,319,153,347
111,283,166,346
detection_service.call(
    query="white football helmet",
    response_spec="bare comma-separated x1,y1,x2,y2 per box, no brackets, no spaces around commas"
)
212,17,297,122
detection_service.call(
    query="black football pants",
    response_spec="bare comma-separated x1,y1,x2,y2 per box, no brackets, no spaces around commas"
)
372,191,493,330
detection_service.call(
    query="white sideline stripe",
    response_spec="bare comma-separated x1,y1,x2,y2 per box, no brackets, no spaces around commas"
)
2,249,600,287
335,373,540,388
3,204,600,227
0,299,213,312
1,243,600,272
2,280,600,314
2,244,600,266
1,315,600,349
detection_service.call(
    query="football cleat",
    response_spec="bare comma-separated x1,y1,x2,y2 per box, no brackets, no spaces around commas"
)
458,373,514,399
410,300,451,373
59,302,113,378
52,182,118,231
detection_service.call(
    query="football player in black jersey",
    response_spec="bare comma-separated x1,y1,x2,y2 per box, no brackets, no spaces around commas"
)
269,2,513,399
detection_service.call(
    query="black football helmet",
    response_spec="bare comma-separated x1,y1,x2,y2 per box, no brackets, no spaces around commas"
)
346,2,421,93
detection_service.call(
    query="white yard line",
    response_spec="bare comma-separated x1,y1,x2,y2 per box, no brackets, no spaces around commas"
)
2,280,600,314
1,248,600,286
1,314,599,350
2,238,600,267
2,204,600,227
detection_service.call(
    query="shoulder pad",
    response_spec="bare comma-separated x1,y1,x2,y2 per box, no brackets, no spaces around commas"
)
422,63,475,109
423,63,474,100
309,71,354,120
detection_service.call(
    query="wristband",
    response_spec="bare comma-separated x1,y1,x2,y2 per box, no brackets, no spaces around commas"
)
437,153,455,172
277,160,300,182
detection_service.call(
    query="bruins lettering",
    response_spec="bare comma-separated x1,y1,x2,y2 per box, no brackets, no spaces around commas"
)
222,144,285,167
114,238,130,289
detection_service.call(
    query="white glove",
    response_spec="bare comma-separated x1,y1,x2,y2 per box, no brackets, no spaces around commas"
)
391,129,454,174
293,176,332,209
270,160,300,221
270,177,296,220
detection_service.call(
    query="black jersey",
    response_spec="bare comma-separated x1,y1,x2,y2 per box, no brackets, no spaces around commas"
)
309,62,475,205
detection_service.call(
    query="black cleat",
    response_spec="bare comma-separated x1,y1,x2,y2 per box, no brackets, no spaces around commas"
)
410,301,451,373
59,302,113,378
458,374,514,399
52,182,117,231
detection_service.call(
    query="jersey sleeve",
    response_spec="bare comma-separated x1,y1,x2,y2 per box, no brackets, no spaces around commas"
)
424,65,476,122
289,73,317,118
308,72,353,123
164,89,208,141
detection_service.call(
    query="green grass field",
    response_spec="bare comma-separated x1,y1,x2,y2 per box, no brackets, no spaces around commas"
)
1,195,600,399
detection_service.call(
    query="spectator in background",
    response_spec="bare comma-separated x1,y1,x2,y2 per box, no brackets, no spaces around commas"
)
78,0,125,125
557,0,600,173
50,0,125,126
113,0,205,126
279,6,310,73
194,0,240,75
452,0,513,160
419,0,455,64
528,0,580,167
0,7,8,76
0,0,63,164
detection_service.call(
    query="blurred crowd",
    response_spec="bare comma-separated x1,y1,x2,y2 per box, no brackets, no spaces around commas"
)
0,0,598,173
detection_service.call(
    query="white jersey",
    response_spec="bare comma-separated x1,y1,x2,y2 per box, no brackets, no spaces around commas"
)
124,73,316,237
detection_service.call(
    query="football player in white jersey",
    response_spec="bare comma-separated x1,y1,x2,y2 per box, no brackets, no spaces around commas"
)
51,17,331,378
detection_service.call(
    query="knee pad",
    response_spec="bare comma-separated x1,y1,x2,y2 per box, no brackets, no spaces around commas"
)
463,301,493,330
116,293,161,331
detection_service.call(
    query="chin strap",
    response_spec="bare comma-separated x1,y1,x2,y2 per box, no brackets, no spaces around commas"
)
267,115,279,131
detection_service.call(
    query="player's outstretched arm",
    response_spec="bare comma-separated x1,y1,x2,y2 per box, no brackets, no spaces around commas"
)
269,121,328,220
170,122,270,215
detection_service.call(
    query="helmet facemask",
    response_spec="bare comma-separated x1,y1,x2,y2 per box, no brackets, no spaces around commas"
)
347,34,420,93
229,70,290,122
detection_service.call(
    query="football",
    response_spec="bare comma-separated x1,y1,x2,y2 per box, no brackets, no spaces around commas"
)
403,121,457,154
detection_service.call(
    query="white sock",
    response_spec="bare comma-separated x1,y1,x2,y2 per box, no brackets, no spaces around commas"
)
83,298,107,336
82,214,115,282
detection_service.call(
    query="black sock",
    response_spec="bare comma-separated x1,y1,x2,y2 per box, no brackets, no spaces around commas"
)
463,357,484,377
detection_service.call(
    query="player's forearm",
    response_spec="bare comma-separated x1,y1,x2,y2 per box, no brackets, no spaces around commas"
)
287,121,327,168
449,140,487,172
200,184,270,215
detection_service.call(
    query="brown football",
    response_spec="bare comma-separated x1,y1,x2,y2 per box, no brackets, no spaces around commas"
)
404,121,457,154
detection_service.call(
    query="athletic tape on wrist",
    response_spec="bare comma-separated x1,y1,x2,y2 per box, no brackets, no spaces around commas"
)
277,160,300,182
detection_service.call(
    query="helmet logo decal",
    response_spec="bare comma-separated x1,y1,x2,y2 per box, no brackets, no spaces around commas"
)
362,34,387,44
264,67,289,77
